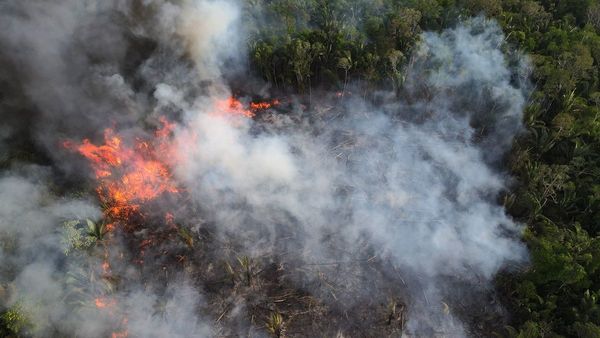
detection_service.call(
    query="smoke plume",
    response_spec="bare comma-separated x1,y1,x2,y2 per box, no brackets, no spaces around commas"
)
0,0,529,336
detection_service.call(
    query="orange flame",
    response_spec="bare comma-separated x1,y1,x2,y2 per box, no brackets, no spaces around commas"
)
215,97,254,117
65,119,179,223
95,298,128,337
65,118,202,338
214,97,280,118
95,297,116,309
112,332,128,338
249,99,280,110
111,318,129,338
102,260,111,274
65,97,279,227
165,212,178,230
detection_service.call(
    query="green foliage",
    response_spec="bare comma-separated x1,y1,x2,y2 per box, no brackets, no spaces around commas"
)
1,303,32,336
178,226,194,248
1,0,598,336
265,311,285,337
243,0,600,335
573,321,600,337
225,255,257,287
498,2,600,336
244,0,426,91
63,219,105,255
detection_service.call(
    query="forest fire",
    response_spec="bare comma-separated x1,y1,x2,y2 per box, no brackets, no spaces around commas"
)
95,297,116,309
94,297,128,337
64,118,179,224
249,99,280,110
63,96,279,229
0,0,562,335
62,96,279,337
111,328,128,338
214,97,280,118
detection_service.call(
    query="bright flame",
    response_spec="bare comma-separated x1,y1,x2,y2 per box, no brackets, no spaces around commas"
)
249,99,280,110
101,260,110,274
214,97,280,118
94,297,128,337
64,118,179,223
65,97,278,227
95,297,116,309
215,97,254,117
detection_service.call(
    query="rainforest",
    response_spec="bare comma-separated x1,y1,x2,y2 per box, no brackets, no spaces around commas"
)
0,0,599,337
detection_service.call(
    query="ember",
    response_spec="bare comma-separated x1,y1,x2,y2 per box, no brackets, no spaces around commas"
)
95,297,116,309
215,97,280,118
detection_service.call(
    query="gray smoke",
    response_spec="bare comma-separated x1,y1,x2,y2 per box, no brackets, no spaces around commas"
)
0,1,231,336
0,168,100,335
169,16,528,334
0,0,528,336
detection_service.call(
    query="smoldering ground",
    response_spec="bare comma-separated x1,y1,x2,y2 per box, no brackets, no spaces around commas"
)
0,0,528,337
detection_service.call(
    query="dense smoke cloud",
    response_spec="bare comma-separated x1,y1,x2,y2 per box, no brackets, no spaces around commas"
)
0,169,100,335
170,16,529,333
0,0,529,336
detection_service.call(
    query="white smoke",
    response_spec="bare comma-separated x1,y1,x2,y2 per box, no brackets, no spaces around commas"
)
0,2,230,336
171,16,528,334
121,282,213,338
0,168,215,336
0,0,529,336
178,0,242,80
0,169,102,336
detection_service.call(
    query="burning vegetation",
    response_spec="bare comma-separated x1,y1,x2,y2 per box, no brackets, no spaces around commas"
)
63,97,279,228
63,120,179,224
59,97,286,337
8,0,597,337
